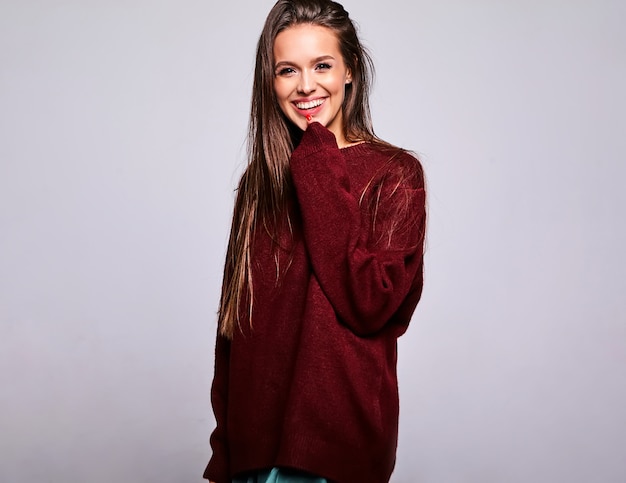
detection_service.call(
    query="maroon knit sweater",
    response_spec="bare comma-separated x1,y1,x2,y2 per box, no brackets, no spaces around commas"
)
204,123,426,483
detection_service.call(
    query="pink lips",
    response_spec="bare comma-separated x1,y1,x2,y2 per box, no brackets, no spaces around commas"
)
293,98,326,119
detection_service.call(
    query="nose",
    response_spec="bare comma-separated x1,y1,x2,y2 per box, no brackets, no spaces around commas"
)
297,70,316,95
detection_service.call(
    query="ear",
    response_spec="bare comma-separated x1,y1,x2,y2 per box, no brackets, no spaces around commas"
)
346,58,356,84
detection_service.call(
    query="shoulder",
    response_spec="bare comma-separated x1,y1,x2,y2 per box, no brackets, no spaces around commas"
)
347,141,425,214
356,142,424,191
352,143,426,249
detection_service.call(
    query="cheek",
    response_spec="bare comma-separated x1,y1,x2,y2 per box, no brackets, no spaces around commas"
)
274,79,292,101
329,75,347,97
273,87,288,115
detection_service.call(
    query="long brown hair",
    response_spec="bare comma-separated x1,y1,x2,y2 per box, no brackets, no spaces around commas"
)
219,0,380,338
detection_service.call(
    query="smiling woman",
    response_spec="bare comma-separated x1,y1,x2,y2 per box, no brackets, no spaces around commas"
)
273,24,353,145
203,1,426,483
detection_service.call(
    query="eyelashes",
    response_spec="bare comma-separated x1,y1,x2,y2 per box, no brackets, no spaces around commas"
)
275,63,333,76
276,67,296,76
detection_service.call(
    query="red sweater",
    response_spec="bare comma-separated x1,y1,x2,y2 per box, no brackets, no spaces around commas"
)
204,123,426,483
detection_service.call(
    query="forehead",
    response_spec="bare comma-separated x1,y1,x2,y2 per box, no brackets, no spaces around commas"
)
273,24,341,63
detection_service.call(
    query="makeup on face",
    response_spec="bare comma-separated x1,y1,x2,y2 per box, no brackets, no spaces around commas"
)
273,24,352,144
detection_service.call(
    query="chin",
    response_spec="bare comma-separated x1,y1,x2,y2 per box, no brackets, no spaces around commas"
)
293,118,311,131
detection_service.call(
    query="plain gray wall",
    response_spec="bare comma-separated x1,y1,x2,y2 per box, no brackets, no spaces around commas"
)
1,1,624,482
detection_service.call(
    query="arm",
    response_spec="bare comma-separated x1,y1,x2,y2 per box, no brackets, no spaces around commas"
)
290,123,426,336
203,333,231,483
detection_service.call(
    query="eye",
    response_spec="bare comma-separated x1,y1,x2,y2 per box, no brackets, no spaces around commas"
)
276,67,296,76
316,63,332,71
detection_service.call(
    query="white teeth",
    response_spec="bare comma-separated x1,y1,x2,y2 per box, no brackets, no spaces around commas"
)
295,99,325,110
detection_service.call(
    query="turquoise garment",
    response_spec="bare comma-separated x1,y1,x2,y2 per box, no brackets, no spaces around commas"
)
232,467,328,483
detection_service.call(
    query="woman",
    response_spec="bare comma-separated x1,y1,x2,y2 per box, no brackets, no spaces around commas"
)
204,1,426,482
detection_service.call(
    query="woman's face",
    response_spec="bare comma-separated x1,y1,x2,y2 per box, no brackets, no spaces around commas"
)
273,24,352,146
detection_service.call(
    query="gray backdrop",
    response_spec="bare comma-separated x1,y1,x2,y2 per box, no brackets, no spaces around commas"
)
1,1,625,482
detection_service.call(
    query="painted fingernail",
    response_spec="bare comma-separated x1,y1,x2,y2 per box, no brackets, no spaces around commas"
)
306,115,313,122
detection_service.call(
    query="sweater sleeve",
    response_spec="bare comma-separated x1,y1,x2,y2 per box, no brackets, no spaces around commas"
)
203,333,231,482
290,122,426,336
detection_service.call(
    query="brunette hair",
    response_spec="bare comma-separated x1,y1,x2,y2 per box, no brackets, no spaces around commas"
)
219,0,380,338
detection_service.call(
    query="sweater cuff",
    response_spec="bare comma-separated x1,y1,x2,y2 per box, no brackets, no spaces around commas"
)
293,122,338,159
203,458,229,483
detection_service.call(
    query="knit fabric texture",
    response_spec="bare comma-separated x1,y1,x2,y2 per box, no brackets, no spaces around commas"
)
204,123,426,483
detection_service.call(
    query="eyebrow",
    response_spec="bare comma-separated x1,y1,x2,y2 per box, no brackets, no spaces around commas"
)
274,55,336,69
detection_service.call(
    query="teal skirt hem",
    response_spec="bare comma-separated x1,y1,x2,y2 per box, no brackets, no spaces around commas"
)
232,467,328,483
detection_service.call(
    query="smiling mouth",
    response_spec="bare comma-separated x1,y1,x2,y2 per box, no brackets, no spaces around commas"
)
294,98,325,110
